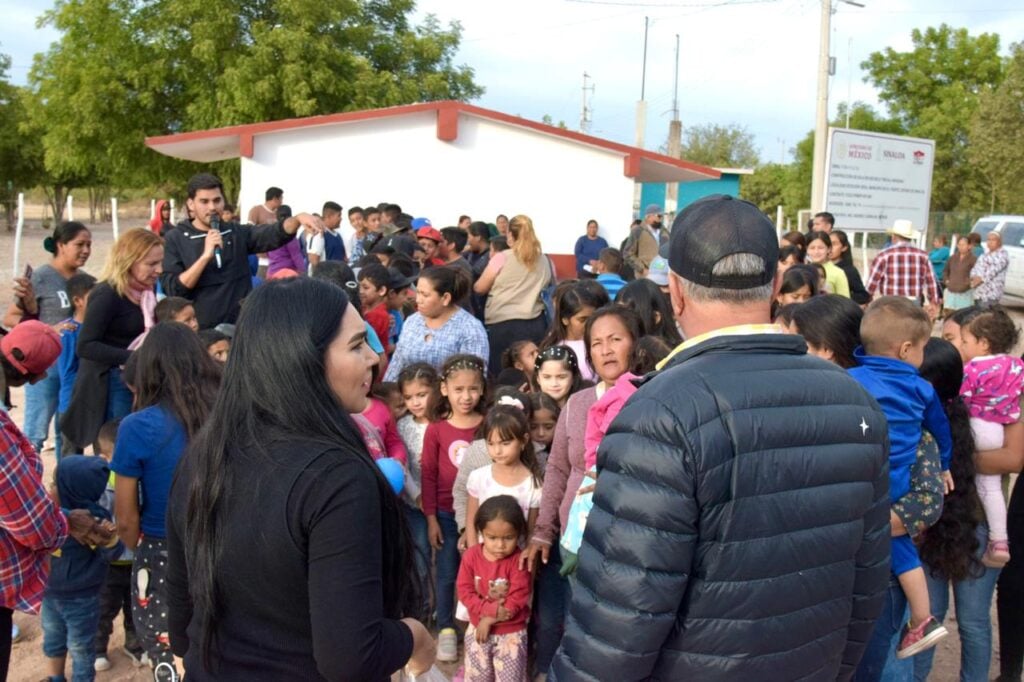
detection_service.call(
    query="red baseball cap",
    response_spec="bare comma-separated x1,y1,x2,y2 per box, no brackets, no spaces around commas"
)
416,227,443,243
2,320,61,376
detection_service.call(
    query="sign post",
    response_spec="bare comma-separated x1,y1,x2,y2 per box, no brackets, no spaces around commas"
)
13,193,24,278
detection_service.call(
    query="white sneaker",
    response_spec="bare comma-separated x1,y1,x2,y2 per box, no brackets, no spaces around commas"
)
94,655,112,672
437,627,459,662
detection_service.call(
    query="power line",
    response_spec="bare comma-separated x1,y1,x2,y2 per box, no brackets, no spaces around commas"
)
565,0,783,8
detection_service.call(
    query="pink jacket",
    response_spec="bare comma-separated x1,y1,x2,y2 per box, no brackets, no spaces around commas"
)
583,373,639,470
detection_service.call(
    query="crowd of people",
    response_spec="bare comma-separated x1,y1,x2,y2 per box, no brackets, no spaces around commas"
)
0,181,1021,682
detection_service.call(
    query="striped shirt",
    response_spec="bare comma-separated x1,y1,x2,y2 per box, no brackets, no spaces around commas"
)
1,410,68,614
865,243,941,304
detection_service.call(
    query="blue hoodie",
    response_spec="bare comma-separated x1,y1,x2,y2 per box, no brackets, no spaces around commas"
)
849,348,952,502
46,456,123,600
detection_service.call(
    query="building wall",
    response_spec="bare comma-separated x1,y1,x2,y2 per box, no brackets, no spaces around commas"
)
640,174,742,214
240,112,637,271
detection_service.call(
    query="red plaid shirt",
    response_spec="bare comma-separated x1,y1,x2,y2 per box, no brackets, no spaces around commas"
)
865,243,941,304
0,408,68,614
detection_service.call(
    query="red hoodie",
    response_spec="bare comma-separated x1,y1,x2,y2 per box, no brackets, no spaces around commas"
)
149,199,170,235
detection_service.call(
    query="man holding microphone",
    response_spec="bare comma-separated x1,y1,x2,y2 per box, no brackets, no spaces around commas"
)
161,173,323,329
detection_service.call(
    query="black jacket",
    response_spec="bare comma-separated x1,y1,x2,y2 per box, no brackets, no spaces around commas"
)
160,219,294,329
551,333,890,681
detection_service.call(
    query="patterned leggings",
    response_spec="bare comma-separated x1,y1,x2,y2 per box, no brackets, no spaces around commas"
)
132,536,178,678
464,626,528,682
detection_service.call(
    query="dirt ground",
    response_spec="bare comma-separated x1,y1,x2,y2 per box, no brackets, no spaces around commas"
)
3,217,1015,680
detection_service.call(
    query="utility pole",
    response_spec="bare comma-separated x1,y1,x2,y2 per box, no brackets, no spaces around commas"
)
809,0,832,214
633,16,650,217
811,0,864,214
580,72,595,133
666,34,682,218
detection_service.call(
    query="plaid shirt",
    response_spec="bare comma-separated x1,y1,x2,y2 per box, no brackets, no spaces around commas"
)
0,409,68,614
865,243,941,304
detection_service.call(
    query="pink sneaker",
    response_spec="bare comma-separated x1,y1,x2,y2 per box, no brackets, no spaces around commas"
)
983,540,1010,568
896,615,948,659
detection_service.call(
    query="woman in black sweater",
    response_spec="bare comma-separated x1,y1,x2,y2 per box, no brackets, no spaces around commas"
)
61,228,164,453
829,230,871,305
166,277,435,679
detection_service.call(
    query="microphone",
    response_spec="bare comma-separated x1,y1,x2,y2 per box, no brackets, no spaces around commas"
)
210,212,222,269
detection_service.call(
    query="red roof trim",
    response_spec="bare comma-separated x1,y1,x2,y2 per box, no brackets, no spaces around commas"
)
437,107,458,141
239,133,254,159
145,100,720,179
624,154,641,179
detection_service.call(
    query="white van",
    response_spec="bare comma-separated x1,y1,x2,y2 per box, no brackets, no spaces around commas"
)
970,215,1024,298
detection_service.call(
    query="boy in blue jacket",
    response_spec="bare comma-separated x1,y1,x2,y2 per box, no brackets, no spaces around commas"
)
849,297,953,659
42,455,122,681
55,272,96,460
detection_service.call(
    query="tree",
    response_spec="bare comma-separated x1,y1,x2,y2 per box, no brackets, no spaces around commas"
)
969,43,1024,214
862,25,1004,210
25,0,483,198
678,123,759,168
741,163,789,218
789,102,903,220
0,49,44,228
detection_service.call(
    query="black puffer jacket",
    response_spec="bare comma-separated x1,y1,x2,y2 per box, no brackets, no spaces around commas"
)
550,333,890,681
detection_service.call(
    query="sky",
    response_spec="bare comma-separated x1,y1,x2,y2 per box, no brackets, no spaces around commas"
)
4,0,1024,164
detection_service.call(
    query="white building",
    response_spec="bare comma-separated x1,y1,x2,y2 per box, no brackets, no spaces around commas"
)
146,100,719,277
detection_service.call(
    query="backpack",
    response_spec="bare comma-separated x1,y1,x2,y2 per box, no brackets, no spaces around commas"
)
541,255,558,325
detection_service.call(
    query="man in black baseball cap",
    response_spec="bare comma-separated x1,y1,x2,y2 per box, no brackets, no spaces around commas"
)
551,195,890,682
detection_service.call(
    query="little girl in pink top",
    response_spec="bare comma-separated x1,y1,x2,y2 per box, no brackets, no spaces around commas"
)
958,308,1023,567
357,396,408,464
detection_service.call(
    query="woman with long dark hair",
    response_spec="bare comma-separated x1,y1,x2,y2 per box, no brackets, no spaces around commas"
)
109,322,221,678
165,278,435,679
615,278,682,346
912,338,1001,681
790,295,862,368
829,230,870,304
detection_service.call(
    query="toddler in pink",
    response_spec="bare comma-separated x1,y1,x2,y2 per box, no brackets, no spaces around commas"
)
959,308,1024,567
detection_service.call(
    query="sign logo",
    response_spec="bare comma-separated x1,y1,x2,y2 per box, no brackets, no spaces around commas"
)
913,149,926,165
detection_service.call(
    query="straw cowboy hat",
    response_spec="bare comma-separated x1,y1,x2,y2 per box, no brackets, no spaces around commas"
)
888,219,917,240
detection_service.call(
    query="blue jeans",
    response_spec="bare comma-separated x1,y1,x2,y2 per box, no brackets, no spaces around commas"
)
913,525,1001,682
404,504,432,621
106,368,133,422
41,594,100,682
434,511,460,630
23,369,60,455
531,543,568,674
854,574,912,682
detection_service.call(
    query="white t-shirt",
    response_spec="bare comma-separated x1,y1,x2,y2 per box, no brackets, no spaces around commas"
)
466,464,542,517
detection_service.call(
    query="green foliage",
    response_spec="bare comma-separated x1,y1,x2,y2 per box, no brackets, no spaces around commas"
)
787,102,902,221
679,123,759,169
740,163,788,216
862,25,1004,210
0,50,45,226
969,42,1024,214
24,0,483,200
541,114,568,130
